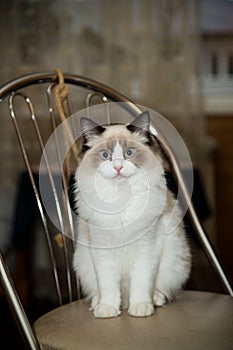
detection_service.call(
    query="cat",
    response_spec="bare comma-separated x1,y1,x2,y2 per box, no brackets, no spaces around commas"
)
73,111,191,318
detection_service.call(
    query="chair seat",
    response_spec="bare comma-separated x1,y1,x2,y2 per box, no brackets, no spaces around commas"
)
34,290,233,350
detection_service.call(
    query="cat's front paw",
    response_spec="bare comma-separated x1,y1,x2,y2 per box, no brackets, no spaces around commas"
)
128,302,154,317
94,304,120,318
153,290,167,307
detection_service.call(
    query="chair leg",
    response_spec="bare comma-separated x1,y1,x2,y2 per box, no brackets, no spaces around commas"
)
0,251,41,350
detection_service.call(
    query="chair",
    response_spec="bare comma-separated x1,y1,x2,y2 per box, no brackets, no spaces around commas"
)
0,71,232,350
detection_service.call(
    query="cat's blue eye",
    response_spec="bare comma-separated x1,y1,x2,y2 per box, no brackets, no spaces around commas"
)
99,150,111,160
124,148,136,158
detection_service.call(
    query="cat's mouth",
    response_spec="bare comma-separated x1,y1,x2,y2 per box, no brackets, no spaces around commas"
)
97,160,137,180
101,171,130,180
115,173,124,179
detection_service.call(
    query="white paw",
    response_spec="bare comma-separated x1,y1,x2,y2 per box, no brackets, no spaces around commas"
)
90,296,99,310
153,291,167,307
93,304,120,318
128,302,154,317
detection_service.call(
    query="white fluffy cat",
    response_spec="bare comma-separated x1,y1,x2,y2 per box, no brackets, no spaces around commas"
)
73,111,191,318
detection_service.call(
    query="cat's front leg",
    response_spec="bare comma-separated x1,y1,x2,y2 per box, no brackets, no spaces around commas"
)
128,258,155,317
93,259,121,318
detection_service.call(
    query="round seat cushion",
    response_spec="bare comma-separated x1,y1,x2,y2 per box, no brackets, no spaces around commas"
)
34,291,233,350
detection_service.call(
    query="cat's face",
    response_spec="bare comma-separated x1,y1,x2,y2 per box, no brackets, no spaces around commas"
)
75,111,166,227
89,138,139,179
77,111,163,182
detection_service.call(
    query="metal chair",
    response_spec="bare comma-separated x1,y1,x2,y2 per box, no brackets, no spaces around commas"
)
0,71,232,350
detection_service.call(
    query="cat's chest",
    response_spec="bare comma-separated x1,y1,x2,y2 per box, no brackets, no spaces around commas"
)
77,173,165,236
96,176,148,204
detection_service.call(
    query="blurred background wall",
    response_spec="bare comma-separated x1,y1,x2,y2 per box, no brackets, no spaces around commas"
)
0,0,232,318
0,0,208,240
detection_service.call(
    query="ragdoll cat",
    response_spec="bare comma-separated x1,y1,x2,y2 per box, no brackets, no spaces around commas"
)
73,111,191,318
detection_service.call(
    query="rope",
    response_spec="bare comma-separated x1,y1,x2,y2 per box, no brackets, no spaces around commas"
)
53,68,79,185
52,69,82,299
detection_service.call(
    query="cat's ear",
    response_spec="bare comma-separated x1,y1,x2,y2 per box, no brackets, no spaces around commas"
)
127,111,150,134
80,117,105,140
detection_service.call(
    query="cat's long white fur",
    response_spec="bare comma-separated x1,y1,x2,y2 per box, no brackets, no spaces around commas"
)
73,118,191,318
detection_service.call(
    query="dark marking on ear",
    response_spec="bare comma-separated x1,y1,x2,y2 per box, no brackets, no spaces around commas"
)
127,111,153,146
127,111,150,133
77,118,106,160
145,133,155,147
81,141,90,153
80,117,105,140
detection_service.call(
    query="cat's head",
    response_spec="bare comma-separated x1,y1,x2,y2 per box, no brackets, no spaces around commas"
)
77,111,163,180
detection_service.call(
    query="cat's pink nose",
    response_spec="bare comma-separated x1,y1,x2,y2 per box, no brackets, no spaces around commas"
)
114,165,123,174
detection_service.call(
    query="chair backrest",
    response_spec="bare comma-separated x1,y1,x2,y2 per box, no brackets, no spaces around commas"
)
0,70,232,308
0,71,145,305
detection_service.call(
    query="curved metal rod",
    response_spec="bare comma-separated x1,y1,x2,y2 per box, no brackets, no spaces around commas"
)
0,72,139,116
26,93,74,303
155,130,233,296
46,83,76,234
46,83,80,300
24,92,74,303
85,92,111,124
0,251,41,349
8,92,63,305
